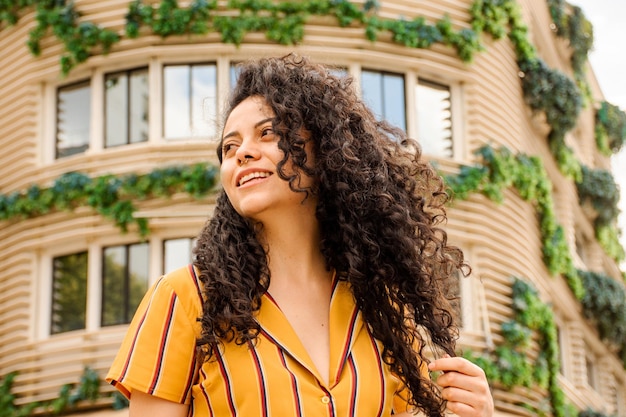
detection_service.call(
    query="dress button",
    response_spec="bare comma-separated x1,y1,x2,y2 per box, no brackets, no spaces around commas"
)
321,395,331,404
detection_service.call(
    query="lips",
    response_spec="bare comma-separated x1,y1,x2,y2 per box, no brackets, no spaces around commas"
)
237,171,272,186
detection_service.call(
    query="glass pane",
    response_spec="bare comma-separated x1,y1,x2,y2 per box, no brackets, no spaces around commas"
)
129,69,149,144
416,80,453,158
105,73,129,147
164,65,191,139
57,83,91,158
164,238,193,274
191,65,217,139
51,252,88,334
382,73,406,131
361,70,383,118
230,63,241,90
128,243,149,319
102,246,127,326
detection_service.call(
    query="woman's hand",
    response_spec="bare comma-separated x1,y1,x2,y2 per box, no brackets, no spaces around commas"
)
428,355,494,417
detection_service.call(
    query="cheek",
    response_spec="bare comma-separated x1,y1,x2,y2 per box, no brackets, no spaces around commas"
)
219,163,235,189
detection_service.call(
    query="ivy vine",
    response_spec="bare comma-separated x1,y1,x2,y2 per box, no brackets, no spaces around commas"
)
0,0,119,75
471,0,582,180
0,163,218,237
465,277,569,417
0,367,127,417
575,164,624,261
578,269,626,365
445,145,584,299
546,0,594,99
595,100,626,155
123,0,483,62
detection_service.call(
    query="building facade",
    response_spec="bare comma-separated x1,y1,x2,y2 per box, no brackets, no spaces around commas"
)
0,0,624,416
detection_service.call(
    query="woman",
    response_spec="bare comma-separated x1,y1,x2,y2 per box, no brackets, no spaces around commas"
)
107,54,493,417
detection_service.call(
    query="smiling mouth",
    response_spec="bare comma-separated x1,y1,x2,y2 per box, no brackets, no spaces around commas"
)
238,171,272,186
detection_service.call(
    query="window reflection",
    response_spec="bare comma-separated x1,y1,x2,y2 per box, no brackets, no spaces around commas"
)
361,70,406,131
51,252,88,334
56,82,91,158
416,80,453,158
105,68,149,147
164,64,217,139
102,243,149,326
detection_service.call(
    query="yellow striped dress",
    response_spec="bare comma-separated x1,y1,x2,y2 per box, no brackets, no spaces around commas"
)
106,264,417,416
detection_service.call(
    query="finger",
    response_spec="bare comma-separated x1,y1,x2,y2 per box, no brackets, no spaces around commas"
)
429,357,486,377
440,386,487,408
446,401,481,417
436,369,489,392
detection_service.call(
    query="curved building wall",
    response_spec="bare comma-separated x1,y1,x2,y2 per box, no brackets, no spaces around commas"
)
0,0,624,415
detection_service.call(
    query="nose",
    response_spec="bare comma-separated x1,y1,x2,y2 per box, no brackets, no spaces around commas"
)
235,136,261,165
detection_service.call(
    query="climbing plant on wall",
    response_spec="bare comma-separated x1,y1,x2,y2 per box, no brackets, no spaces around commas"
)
578,269,626,364
471,0,582,180
0,367,128,417
464,277,569,417
576,164,624,261
445,144,584,298
0,163,218,237
595,100,626,155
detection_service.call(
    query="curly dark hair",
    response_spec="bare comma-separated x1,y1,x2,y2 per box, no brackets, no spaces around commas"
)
193,53,466,416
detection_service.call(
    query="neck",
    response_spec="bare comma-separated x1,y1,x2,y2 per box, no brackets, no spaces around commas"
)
256,207,331,289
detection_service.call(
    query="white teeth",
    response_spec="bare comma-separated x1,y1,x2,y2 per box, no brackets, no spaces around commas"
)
238,171,270,186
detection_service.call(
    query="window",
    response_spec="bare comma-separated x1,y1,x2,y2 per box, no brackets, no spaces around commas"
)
361,70,406,131
416,79,453,158
230,63,241,90
585,349,598,390
163,238,195,274
105,68,149,147
51,252,88,334
101,243,149,326
56,81,91,158
163,63,217,139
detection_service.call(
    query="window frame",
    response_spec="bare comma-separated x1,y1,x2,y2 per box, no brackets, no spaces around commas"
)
55,79,92,159
104,66,150,148
50,250,89,335
415,78,455,159
162,237,196,275
162,61,218,141
360,68,407,132
101,242,150,327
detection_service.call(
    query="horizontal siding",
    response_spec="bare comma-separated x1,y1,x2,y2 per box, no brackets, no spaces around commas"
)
0,0,623,414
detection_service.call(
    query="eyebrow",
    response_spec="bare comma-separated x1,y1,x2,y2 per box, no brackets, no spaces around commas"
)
222,117,275,141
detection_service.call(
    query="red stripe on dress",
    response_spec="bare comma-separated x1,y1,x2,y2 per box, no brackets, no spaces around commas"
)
278,349,303,417
348,354,358,416
216,350,237,416
369,333,386,417
118,305,149,381
188,264,203,302
334,307,359,383
118,278,165,381
321,386,336,417
198,367,214,417
181,347,198,404
147,292,177,394
248,341,269,417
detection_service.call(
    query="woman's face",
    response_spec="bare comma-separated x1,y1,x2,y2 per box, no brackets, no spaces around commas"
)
220,96,315,221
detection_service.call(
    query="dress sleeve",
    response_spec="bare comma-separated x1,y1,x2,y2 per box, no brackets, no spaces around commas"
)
106,267,202,404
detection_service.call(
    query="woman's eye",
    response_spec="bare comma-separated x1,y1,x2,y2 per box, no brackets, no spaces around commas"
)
222,143,237,155
261,127,274,137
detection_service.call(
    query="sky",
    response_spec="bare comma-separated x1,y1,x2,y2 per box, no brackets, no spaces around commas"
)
570,0,626,259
